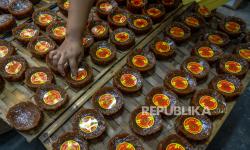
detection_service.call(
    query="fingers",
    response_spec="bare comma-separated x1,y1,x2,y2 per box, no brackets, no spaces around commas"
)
57,54,66,76
49,50,57,59
69,59,78,77
52,53,61,67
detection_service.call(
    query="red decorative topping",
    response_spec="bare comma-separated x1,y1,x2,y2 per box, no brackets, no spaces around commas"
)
131,0,143,6
98,93,116,109
208,34,224,45
187,62,204,75
155,41,170,52
147,8,161,17
43,90,62,105
217,80,235,93
5,61,22,75
71,68,88,81
198,47,214,58
116,142,135,150
120,74,137,88
225,61,242,73
0,46,8,58
171,76,188,90
135,112,154,129
115,32,129,42
20,29,37,39
185,17,199,27
199,96,218,110
35,41,51,53
239,49,250,60
60,140,80,150
96,48,112,59
225,21,240,33
170,27,184,38
198,5,210,17
133,18,148,28
183,117,203,134
30,72,48,84
91,25,106,36
112,14,127,24
38,14,53,25
152,94,170,108
132,55,148,68
166,143,185,150
53,26,66,38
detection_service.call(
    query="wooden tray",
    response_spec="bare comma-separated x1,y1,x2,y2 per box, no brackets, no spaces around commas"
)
39,4,250,150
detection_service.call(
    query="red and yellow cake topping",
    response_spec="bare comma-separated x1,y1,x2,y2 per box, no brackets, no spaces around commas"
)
225,21,240,33
53,26,66,38
99,2,112,12
115,32,129,42
163,0,174,5
183,117,203,134
199,96,218,110
225,61,242,73
79,116,98,133
43,90,62,105
208,34,224,45
171,76,188,90
35,41,51,53
217,80,235,93
187,62,204,75
71,68,88,81
166,143,185,150
155,41,171,53
116,142,135,150
133,18,148,28
31,72,48,84
82,37,91,46
198,47,214,58
96,48,112,59
5,61,22,75
112,14,127,24
38,14,53,25
198,5,210,17
132,55,148,68
0,46,8,58
63,0,70,10
98,93,116,110
136,112,154,129
60,140,80,150
20,29,37,39
152,94,170,108
91,25,106,36
147,8,161,17
170,27,184,38
131,0,143,6
120,74,137,88
185,16,199,27
239,49,250,60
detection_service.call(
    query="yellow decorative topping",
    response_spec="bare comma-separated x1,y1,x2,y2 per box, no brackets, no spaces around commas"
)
5,61,22,75
53,26,66,38
155,41,171,53
170,27,184,38
152,94,170,108
183,117,203,134
71,68,87,81
225,61,242,73
166,143,185,150
35,41,51,53
133,18,148,28
198,47,214,58
60,140,80,150
208,34,224,45
147,8,161,17
239,49,250,60
91,25,106,36
99,2,112,12
217,80,235,93
185,16,199,27
98,93,116,109
171,76,188,90
20,29,37,39
225,21,240,33
115,32,129,42
199,96,218,110
132,55,148,68
43,90,62,106
135,112,154,129
38,14,53,25
120,74,137,88
30,72,48,84
0,46,8,58
187,62,204,75
79,116,98,133
116,142,135,150
112,14,127,24
96,48,112,59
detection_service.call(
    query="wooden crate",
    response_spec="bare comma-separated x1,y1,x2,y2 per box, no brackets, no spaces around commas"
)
40,4,250,150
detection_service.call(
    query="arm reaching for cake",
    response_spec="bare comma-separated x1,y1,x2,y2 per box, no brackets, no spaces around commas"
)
49,0,94,76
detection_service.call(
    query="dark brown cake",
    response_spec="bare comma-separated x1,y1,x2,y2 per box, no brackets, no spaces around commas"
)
0,14,16,33
203,31,230,47
82,33,94,55
52,132,88,150
160,0,181,11
92,86,123,116
89,20,110,41
110,28,135,51
165,22,191,43
25,67,54,90
0,55,27,81
32,9,57,30
96,0,118,18
108,8,129,28
108,133,144,150
181,56,210,80
127,14,152,35
234,42,250,63
143,4,166,22
0,40,16,61
90,41,117,65
35,84,68,111
72,108,106,140
219,16,246,37
150,37,176,59
130,106,162,136
127,49,156,73
27,35,56,58
164,70,197,95
56,0,70,16
46,21,66,44
113,67,143,93
182,13,205,30
157,134,193,150
0,0,12,12
65,62,93,88
6,101,42,131
191,89,226,116
175,114,212,141
8,0,34,19
13,23,40,44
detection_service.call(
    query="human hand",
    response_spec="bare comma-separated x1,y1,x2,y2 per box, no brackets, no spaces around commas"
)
49,38,84,76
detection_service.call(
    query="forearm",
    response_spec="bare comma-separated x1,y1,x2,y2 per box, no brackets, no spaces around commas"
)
66,0,94,42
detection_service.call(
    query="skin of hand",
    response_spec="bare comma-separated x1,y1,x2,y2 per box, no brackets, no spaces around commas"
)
49,0,94,76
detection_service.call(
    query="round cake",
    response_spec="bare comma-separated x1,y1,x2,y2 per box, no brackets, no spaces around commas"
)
195,4,213,19
113,67,143,93
130,106,162,136
72,108,106,140
89,20,110,41
181,56,210,80
0,55,27,81
27,35,56,58
0,0,12,12
175,114,212,141
182,13,205,30
46,21,66,44
108,133,144,150
90,41,116,65
65,62,93,88
0,14,16,33
191,89,226,116
150,37,176,59
32,9,57,30
0,40,16,61
165,22,191,43
127,49,156,73
219,16,246,37
52,132,88,150
235,42,250,63
127,14,152,35
157,134,193,150
56,0,70,16
96,0,118,18
82,32,94,55
8,0,34,19
108,8,129,28
92,86,123,116
6,101,42,131
145,86,178,115
143,4,166,22
12,23,40,44
203,31,230,47
25,67,54,90
35,84,68,111
164,70,197,95
110,28,135,51
218,54,248,79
